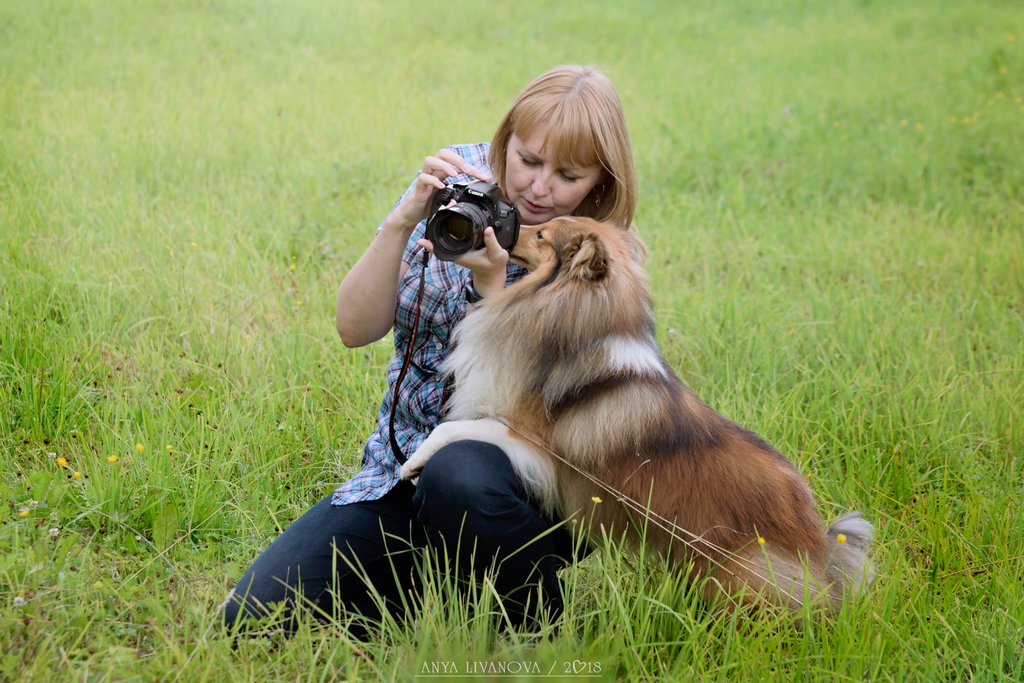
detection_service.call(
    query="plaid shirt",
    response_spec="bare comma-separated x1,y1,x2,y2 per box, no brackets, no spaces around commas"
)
332,143,527,505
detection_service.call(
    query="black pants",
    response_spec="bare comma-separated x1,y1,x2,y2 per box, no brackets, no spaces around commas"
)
223,440,581,635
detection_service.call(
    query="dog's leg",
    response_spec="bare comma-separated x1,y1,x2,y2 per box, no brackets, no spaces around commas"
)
399,418,560,515
400,420,490,480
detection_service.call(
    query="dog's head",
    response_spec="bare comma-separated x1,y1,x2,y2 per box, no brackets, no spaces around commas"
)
509,217,647,283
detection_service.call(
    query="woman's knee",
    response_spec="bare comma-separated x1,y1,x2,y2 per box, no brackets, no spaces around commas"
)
413,440,536,534
221,570,286,633
416,440,518,502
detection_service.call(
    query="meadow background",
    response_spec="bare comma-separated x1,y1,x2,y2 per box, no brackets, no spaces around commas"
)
2,0,1022,680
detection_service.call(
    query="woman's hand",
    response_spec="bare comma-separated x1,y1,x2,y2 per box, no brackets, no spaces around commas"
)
386,149,491,234
336,149,492,347
418,226,509,297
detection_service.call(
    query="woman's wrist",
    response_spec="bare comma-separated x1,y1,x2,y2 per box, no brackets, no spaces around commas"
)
470,272,506,298
465,278,486,305
381,211,420,238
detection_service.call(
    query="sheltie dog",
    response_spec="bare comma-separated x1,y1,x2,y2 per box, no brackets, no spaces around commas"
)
400,217,874,611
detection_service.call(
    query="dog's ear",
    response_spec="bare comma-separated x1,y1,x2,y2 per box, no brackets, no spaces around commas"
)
564,233,608,281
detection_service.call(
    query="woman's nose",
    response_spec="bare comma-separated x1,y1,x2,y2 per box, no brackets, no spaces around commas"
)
531,173,551,197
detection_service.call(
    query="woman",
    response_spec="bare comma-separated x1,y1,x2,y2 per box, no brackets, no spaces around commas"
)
224,65,639,636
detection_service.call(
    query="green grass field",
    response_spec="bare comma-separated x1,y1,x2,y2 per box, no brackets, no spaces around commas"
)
2,0,1022,680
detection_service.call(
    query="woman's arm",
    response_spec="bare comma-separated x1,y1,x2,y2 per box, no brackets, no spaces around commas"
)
335,149,491,348
335,215,414,348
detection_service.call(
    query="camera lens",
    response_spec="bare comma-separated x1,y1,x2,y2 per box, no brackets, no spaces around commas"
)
427,204,490,260
443,214,474,244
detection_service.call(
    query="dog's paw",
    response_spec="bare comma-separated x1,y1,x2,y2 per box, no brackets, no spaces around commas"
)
400,419,510,482
399,458,424,481
399,422,464,481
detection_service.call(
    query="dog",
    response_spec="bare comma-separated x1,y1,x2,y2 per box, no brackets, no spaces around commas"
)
400,217,874,612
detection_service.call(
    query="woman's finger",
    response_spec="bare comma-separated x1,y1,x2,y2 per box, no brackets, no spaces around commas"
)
433,149,492,181
422,154,460,179
417,171,446,191
482,227,507,260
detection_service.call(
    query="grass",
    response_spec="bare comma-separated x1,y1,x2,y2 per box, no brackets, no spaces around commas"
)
2,0,1022,679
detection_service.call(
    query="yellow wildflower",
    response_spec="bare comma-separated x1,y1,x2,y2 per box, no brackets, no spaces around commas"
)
56,457,69,468
108,455,120,464
837,534,848,545
136,443,145,453
591,496,602,504
73,471,83,480
757,536,766,546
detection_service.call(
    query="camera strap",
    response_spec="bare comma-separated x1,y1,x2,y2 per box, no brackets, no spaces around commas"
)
388,249,430,465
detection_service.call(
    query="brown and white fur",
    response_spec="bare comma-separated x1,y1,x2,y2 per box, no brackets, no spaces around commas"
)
400,217,874,612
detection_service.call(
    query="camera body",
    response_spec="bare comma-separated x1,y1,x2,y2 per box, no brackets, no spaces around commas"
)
426,181,521,261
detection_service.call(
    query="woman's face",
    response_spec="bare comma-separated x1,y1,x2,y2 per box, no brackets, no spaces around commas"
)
503,123,604,226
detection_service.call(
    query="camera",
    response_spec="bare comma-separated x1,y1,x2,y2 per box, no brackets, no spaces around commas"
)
426,182,521,261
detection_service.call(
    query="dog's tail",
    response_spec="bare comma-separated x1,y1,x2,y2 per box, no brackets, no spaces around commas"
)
824,511,875,607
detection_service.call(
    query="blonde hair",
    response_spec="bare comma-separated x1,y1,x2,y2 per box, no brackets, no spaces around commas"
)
490,65,638,228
